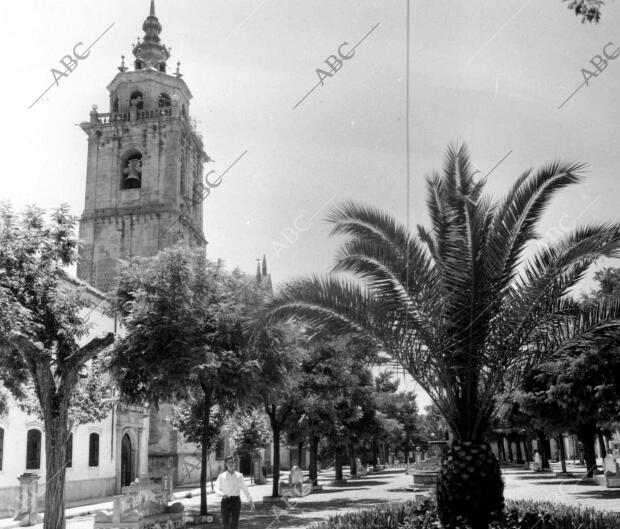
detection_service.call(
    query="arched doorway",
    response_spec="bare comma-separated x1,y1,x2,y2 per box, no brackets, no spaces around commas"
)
121,434,134,487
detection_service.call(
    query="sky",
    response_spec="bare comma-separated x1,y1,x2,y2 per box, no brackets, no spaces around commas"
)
2,0,620,407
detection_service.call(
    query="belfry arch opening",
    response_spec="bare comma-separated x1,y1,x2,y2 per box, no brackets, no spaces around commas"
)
130,91,144,110
158,93,171,108
121,151,143,190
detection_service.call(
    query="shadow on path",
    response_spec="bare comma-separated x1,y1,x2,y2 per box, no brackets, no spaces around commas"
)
573,490,620,500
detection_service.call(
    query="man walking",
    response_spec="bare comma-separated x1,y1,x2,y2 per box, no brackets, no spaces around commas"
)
215,455,255,529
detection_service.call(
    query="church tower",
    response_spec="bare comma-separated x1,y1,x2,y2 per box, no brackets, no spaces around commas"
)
77,0,208,292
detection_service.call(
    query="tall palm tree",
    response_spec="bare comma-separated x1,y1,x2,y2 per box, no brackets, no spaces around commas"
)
258,145,620,528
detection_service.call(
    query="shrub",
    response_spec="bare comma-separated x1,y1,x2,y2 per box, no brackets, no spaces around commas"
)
308,498,620,529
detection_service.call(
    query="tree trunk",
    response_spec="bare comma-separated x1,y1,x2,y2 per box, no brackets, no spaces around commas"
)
436,440,503,529
297,441,303,468
270,416,280,498
546,437,553,465
349,442,357,476
42,401,70,529
200,389,211,515
335,449,343,481
536,431,550,470
371,440,378,471
597,431,607,459
557,435,567,474
496,433,505,461
514,434,523,464
577,423,598,477
308,436,319,486
403,436,410,466
523,433,532,464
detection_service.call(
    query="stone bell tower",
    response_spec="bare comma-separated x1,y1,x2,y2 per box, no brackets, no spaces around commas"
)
77,0,208,292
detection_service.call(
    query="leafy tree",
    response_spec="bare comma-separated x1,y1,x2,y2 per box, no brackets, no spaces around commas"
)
111,246,259,515
590,267,620,299
0,204,114,529
172,397,225,448
563,0,604,23
231,408,272,457
258,145,620,528
248,324,305,497
517,329,620,476
386,391,421,461
300,338,378,482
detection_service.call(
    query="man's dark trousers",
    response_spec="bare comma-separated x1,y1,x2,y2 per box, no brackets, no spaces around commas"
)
221,496,241,529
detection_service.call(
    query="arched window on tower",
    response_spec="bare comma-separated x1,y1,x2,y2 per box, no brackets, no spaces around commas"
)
112,96,119,113
181,104,187,120
129,91,144,111
26,429,41,470
159,62,166,73
121,152,143,190
135,59,144,70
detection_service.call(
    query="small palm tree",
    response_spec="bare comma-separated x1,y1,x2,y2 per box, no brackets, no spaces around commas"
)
259,145,620,528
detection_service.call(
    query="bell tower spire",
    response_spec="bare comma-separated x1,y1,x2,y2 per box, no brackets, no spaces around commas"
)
77,0,209,292
133,0,170,72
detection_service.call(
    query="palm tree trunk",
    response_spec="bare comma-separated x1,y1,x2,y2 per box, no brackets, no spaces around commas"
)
436,440,503,529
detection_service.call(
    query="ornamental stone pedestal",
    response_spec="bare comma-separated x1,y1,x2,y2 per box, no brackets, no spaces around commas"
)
14,473,42,526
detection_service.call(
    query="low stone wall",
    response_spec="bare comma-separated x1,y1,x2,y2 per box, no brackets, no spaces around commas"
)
0,477,116,517
66,477,116,501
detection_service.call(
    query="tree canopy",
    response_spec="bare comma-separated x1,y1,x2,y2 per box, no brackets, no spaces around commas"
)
111,245,262,514
0,203,114,529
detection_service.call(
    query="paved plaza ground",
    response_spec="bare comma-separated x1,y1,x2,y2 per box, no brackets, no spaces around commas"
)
2,461,619,529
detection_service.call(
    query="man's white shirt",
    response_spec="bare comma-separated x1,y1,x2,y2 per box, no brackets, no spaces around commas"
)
215,470,252,501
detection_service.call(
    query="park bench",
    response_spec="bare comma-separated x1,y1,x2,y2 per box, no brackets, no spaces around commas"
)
93,478,185,529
